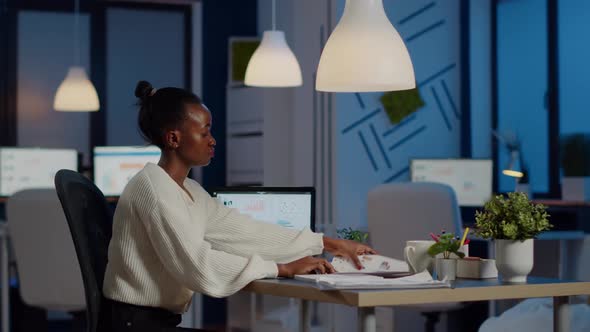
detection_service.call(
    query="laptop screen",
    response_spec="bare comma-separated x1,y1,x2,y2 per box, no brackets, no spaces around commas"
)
210,187,315,231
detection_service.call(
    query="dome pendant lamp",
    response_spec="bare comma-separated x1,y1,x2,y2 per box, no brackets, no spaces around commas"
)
54,0,99,112
316,0,415,92
244,0,302,87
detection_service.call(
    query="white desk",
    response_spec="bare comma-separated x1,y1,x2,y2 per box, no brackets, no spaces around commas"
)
243,277,590,332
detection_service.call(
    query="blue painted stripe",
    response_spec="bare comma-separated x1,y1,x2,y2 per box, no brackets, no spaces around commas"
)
398,2,436,25
358,131,378,171
431,87,452,131
418,63,456,87
382,113,417,137
384,166,410,183
369,124,391,169
354,92,366,109
388,125,427,151
341,108,381,134
441,79,460,119
406,19,445,42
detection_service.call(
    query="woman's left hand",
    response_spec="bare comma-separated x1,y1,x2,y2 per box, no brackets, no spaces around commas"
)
323,237,377,270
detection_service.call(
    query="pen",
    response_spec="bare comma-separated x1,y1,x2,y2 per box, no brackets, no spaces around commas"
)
460,227,469,247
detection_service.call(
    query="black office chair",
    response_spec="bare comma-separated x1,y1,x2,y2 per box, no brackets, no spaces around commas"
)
54,170,113,332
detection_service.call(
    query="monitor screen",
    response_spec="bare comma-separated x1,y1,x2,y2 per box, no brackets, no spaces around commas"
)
0,147,78,196
210,187,315,231
93,146,161,196
410,159,493,207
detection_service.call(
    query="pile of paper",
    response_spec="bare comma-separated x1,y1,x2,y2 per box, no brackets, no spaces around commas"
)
294,271,451,290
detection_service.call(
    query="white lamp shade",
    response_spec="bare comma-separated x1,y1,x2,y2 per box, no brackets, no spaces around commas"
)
244,30,302,87
54,66,100,112
316,0,415,92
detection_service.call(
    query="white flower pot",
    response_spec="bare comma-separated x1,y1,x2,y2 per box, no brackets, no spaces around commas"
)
495,239,534,283
435,258,457,281
562,177,590,201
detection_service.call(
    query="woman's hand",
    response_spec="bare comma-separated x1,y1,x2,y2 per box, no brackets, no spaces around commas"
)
277,256,336,278
323,237,377,269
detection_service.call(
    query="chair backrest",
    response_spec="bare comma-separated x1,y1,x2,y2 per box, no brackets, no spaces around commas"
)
6,188,85,311
54,170,113,332
367,182,462,260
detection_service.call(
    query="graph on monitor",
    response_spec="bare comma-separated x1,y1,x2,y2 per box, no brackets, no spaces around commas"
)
410,159,493,206
93,146,161,196
0,148,78,196
212,188,314,231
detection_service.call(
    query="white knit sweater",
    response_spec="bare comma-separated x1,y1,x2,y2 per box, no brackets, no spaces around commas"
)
103,163,324,313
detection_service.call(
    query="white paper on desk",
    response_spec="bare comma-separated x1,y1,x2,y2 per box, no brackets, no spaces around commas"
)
294,271,451,290
331,254,409,274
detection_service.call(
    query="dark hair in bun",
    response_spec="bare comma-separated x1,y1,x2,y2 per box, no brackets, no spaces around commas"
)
135,80,202,149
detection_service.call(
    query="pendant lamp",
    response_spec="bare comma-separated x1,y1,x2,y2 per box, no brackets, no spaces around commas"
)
244,0,302,87
316,0,415,92
54,0,99,112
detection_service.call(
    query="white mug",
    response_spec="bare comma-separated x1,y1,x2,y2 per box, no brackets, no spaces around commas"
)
404,240,435,274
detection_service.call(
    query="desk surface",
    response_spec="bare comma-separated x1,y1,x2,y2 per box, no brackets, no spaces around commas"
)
243,277,590,307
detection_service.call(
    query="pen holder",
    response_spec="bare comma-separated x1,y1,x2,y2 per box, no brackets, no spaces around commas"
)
457,258,498,279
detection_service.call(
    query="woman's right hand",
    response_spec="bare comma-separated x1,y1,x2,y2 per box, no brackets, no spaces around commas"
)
277,256,336,278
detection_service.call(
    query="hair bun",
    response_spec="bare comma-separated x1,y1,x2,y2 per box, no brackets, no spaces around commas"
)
135,80,153,99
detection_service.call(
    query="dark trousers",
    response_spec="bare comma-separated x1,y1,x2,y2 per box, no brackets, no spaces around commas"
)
106,299,206,332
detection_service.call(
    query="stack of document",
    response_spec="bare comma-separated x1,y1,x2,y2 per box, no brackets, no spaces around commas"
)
294,271,451,290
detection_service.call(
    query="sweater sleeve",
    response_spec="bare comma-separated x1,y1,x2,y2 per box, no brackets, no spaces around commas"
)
201,189,324,264
136,178,278,298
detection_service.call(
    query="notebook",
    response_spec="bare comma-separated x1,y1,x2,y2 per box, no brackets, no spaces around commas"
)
331,254,410,277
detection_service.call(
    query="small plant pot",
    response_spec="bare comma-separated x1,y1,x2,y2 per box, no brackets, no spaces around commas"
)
495,239,534,283
435,258,457,281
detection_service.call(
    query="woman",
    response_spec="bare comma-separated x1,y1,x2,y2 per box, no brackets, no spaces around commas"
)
102,81,376,331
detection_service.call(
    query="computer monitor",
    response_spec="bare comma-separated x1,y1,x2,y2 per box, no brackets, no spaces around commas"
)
0,147,78,196
93,146,161,196
410,159,493,207
210,187,315,231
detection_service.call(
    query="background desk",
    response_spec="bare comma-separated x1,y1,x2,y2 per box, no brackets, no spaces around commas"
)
243,277,590,332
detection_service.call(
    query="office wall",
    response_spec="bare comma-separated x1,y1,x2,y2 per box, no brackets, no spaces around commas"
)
470,0,492,159
496,0,548,193
335,0,462,230
559,0,590,136
106,8,185,146
17,11,91,164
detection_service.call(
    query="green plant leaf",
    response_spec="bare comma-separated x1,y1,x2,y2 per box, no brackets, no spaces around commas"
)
474,192,552,240
427,242,445,257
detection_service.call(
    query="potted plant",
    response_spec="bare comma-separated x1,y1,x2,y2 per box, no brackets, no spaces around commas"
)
475,192,552,282
427,233,465,281
337,227,369,243
560,133,590,201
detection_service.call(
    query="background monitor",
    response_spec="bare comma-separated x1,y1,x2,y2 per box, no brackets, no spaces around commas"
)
410,159,493,207
210,187,315,231
93,146,161,196
0,147,78,196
